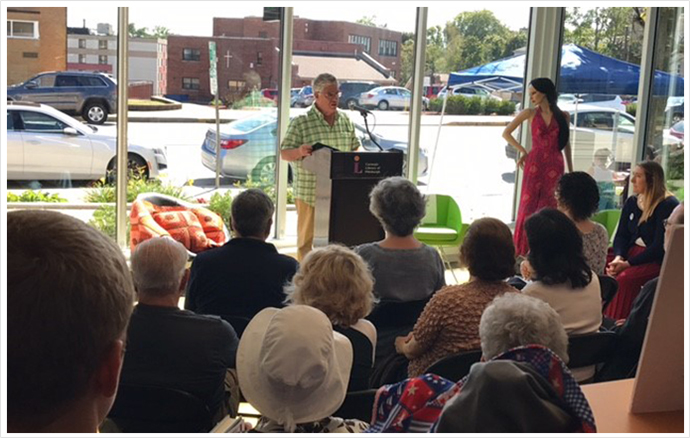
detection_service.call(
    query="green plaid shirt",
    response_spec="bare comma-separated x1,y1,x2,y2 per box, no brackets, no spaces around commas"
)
281,106,361,206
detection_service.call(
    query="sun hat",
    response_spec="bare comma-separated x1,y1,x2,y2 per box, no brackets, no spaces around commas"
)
237,305,353,431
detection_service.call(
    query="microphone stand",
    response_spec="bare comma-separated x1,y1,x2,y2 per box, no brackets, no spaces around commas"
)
359,109,383,151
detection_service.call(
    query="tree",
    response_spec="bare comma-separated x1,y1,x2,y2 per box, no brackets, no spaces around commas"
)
151,25,170,39
356,15,387,28
128,23,150,38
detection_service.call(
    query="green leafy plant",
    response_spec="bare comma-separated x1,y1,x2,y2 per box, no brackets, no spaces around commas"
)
208,190,233,229
7,190,68,203
88,205,130,242
85,170,190,203
231,90,276,109
428,96,515,115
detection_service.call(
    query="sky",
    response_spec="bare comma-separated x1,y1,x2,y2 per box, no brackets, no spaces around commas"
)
62,1,533,36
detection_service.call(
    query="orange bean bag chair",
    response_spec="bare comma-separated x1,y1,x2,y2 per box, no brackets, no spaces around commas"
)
130,193,227,255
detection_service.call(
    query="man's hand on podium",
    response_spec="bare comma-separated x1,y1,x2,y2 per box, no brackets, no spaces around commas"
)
298,144,313,158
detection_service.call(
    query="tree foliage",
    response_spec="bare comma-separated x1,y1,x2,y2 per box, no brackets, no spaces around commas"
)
356,15,387,28
128,23,171,38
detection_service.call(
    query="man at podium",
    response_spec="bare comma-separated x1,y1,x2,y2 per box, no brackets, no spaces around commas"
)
281,73,361,261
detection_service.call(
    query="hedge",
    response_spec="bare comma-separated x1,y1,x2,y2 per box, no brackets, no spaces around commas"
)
429,96,516,115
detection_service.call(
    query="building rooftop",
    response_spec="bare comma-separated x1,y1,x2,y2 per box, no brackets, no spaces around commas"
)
292,55,396,83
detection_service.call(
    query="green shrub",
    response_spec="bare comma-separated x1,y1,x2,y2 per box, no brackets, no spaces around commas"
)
231,91,276,109
85,172,190,203
208,191,233,229
497,100,517,115
234,176,295,205
484,98,502,115
626,103,637,117
88,205,130,242
465,96,483,115
446,96,467,115
7,190,68,203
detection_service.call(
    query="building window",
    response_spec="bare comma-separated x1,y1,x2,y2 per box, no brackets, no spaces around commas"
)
22,52,38,58
182,77,200,90
98,55,108,64
378,39,398,57
257,52,263,66
182,48,201,61
228,80,246,90
78,39,86,49
348,34,371,53
78,54,87,64
99,39,108,50
390,70,396,78
258,31,268,38
7,20,39,39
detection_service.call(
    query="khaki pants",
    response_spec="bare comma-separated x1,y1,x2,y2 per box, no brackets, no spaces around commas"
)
296,199,315,262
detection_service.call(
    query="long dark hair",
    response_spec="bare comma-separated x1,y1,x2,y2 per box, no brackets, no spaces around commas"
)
525,208,592,289
530,78,569,151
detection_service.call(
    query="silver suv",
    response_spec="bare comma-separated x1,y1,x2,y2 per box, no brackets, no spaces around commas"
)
7,71,117,125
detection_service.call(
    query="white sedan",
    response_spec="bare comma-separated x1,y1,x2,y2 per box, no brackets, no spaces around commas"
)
358,86,429,111
7,101,167,181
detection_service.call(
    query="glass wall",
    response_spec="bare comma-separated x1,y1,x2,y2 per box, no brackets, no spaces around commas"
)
559,7,648,209
423,6,531,223
643,7,685,201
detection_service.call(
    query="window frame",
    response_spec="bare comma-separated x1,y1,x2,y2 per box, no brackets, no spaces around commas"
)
7,19,39,39
182,77,200,90
182,48,201,61
378,39,398,57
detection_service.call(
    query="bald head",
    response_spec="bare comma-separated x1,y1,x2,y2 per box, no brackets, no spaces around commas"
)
131,237,188,297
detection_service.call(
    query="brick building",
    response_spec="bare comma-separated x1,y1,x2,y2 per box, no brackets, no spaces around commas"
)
7,7,67,85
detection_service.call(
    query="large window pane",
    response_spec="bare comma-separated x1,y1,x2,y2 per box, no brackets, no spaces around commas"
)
560,7,647,209
644,7,684,201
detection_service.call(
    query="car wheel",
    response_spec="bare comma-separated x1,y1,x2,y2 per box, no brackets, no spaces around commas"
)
106,153,149,183
83,101,108,125
672,113,683,124
347,99,358,110
378,100,389,111
251,157,276,183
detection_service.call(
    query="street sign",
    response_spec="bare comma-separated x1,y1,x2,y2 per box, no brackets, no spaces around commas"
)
209,41,218,95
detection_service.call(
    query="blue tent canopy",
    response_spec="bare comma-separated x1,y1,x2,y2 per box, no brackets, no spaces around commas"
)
448,44,684,96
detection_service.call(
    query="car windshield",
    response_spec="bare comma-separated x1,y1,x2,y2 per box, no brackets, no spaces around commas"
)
232,114,276,132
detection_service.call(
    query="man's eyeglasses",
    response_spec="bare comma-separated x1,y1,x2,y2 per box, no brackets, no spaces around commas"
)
320,91,341,100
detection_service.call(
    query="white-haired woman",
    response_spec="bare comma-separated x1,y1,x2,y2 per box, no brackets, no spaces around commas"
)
286,245,376,392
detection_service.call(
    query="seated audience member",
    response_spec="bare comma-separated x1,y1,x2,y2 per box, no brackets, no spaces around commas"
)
286,245,376,391
521,208,602,381
366,294,595,433
599,201,684,381
237,305,368,433
395,218,518,377
122,237,239,423
556,171,609,275
185,189,299,321
606,161,679,319
8,211,135,432
356,177,445,303
355,177,445,363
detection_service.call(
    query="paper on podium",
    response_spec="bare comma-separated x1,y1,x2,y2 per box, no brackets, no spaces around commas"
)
302,147,332,176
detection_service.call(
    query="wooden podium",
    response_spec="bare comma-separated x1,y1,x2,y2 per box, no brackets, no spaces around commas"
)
302,148,403,247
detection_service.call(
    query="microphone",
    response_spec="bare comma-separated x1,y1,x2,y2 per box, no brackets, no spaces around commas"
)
352,104,372,116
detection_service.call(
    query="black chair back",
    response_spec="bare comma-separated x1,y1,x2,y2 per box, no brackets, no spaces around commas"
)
333,389,378,423
424,349,483,382
598,274,619,313
219,314,251,338
107,384,213,433
567,331,619,369
366,298,430,329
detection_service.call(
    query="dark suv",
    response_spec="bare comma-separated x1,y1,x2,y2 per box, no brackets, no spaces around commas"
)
7,71,117,124
339,81,378,109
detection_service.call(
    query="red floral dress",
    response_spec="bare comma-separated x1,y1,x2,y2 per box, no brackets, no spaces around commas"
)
514,107,565,256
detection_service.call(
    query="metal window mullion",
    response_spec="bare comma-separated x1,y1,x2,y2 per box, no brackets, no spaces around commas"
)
633,8,659,172
274,7,294,240
406,7,428,184
116,7,129,250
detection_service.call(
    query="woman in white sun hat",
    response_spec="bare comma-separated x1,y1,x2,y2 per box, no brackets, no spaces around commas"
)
237,305,369,433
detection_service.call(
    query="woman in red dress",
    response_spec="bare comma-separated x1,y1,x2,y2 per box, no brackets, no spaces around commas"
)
503,78,573,256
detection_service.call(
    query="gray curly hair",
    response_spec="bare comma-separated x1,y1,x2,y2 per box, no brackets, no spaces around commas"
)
479,293,569,363
312,73,338,94
369,177,426,237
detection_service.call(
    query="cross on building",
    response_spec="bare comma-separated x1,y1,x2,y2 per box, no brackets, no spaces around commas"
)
224,50,232,69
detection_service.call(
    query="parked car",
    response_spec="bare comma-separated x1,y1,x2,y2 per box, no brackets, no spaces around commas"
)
437,85,500,101
504,104,683,172
200,112,428,182
260,88,278,101
7,71,117,125
423,84,444,99
7,101,166,181
338,81,378,109
358,86,429,111
291,85,314,107
665,96,684,123
669,120,684,141
572,94,626,112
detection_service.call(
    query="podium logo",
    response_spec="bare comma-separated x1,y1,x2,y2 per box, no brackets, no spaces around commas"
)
353,155,363,174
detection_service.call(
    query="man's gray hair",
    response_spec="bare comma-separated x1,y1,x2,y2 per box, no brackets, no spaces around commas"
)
369,176,426,237
312,73,338,94
479,293,569,363
231,188,274,238
131,237,188,296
